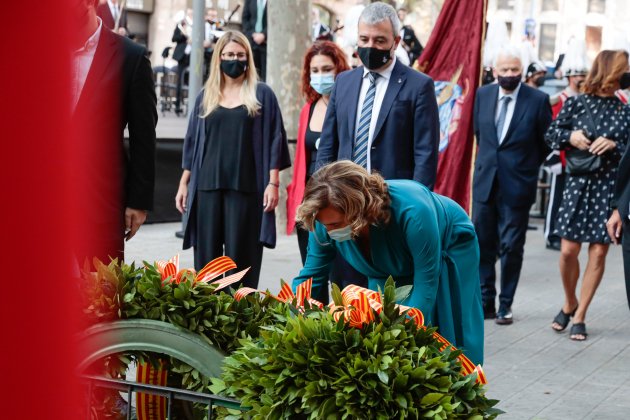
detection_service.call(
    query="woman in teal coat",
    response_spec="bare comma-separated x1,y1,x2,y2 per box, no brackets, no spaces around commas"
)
293,161,484,364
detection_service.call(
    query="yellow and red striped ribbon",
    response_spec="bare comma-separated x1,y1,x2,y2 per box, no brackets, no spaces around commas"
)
232,279,487,385
196,256,237,283
233,278,325,310
209,267,250,291
327,284,486,385
136,360,168,420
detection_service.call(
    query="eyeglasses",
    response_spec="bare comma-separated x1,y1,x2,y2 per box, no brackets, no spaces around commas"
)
221,52,248,60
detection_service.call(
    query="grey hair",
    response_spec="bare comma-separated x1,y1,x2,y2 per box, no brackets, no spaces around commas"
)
492,44,523,68
359,2,401,38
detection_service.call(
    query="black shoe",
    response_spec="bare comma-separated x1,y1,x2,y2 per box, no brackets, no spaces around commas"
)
546,239,561,251
495,307,513,325
483,301,496,319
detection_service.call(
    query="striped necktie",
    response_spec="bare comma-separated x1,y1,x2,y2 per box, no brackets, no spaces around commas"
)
352,72,379,168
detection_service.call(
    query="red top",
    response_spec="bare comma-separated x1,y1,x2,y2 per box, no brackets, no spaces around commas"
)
285,102,312,234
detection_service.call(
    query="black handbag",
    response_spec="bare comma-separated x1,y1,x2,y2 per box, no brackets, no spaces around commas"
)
565,96,602,176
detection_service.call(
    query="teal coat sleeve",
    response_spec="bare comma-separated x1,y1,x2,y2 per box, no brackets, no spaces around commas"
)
398,206,441,321
292,224,336,296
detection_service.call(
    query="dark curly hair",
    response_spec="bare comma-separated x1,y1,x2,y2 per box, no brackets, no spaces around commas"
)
301,41,350,104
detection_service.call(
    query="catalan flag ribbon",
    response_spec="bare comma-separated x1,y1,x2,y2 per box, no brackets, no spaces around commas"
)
136,360,168,420
328,284,486,385
153,255,249,291
234,279,486,384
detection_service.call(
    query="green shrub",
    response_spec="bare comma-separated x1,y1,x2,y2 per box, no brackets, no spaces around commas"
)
213,280,500,419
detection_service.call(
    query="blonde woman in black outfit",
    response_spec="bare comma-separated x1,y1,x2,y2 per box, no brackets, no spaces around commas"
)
176,31,290,288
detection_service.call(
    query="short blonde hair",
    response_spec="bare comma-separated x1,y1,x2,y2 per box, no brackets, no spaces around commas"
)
201,30,260,117
296,161,391,237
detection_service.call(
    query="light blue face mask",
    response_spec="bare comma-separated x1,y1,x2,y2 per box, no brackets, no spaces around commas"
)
310,73,335,95
327,225,353,242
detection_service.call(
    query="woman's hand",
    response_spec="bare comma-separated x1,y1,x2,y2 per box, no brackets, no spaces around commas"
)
175,183,188,214
175,171,191,214
263,183,279,212
589,136,616,155
569,130,591,150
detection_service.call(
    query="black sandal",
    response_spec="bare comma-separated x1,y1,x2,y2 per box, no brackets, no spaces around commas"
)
569,323,588,341
551,305,577,332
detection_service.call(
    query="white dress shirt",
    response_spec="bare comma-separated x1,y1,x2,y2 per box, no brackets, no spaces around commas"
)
108,0,120,23
71,17,103,112
355,57,397,172
495,82,521,144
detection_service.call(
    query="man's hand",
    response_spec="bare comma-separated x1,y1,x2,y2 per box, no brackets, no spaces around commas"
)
252,32,266,45
125,208,148,241
606,209,623,245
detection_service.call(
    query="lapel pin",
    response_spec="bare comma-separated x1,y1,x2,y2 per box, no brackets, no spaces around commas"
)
398,78,402,83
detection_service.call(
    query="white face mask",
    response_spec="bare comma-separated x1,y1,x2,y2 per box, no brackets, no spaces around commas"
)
327,225,353,242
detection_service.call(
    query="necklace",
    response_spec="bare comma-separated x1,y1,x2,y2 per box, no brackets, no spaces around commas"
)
321,97,329,107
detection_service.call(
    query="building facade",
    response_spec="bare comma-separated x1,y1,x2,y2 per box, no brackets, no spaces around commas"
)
488,0,630,64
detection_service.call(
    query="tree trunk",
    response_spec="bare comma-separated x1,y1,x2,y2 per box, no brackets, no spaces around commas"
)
266,0,312,235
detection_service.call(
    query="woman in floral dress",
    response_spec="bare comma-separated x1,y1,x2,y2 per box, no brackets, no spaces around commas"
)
545,49,630,341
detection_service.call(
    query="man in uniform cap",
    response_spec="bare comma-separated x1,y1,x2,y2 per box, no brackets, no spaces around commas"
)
525,61,547,89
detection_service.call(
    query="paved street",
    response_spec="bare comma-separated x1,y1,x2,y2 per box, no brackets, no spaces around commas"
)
126,217,629,420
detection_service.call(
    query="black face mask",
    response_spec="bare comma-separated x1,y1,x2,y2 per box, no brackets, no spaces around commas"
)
220,59,247,79
497,74,521,91
620,72,630,90
357,45,392,70
534,76,545,87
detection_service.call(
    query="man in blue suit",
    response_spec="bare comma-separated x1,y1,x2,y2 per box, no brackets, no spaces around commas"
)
316,1,439,189
472,46,552,325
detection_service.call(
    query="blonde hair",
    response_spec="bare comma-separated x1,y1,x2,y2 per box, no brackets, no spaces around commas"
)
201,31,260,117
296,161,391,237
582,49,629,96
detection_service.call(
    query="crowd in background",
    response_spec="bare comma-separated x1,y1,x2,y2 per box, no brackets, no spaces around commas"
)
78,0,630,360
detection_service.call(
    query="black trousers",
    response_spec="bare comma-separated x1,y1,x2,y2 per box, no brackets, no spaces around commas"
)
296,226,368,304
623,218,630,311
473,187,530,310
251,43,266,81
175,57,189,111
544,172,565,244
194,190,263,289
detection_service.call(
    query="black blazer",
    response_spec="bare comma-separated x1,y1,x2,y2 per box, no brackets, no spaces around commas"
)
73,28,157,216
616,146,630,220
171,25,189,62
401,25,423,64
316,60,440,189
241,0,267,43
97,3,128,31
473,83,552,206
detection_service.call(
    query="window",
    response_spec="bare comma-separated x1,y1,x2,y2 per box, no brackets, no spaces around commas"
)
541,0,559,11
497,0,514,10
539,24,557,62
587,0,606,13
585,26,603,61
505,22,513,38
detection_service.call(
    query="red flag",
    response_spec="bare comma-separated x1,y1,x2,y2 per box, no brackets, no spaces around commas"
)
416,0,487,211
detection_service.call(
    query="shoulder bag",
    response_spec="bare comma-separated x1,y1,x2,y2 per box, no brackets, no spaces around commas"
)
565,96,603,176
